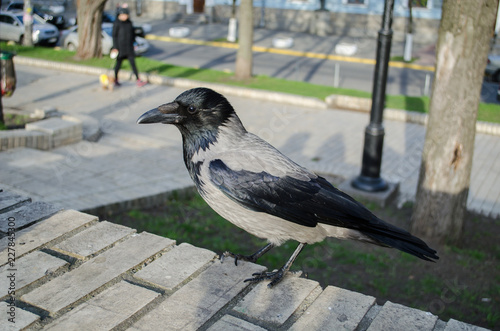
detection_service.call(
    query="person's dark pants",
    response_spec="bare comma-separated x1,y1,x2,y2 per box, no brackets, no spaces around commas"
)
114,54,139,81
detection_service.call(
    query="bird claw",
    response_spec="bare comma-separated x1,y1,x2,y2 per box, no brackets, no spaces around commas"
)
244,268,286,288
220,251,258,266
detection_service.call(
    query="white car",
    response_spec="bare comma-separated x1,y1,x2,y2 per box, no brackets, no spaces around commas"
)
62,25,149,55
486,55,500,82
0,11,59,45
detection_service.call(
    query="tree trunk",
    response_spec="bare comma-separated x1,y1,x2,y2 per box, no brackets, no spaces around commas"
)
23,0,33,46
75,0,107,59
235,0,253,80
411,0,498,244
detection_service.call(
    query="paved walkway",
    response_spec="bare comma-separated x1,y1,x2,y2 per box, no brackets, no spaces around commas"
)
1,63,500,218
0,190,489,330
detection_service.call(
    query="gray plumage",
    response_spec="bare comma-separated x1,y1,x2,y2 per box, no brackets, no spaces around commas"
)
137,87,438,287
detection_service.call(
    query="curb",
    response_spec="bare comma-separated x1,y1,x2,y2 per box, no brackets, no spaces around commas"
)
13,56,500,136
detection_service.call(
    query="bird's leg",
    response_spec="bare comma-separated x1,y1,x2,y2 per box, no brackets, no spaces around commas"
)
245,242,307,288
221,243,274,266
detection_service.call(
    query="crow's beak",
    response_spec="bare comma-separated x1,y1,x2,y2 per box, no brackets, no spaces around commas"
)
137,102,185,124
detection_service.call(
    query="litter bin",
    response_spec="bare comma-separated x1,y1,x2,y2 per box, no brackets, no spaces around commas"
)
1,51,17,97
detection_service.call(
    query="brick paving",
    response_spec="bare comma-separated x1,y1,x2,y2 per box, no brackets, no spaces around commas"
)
0,191,490,330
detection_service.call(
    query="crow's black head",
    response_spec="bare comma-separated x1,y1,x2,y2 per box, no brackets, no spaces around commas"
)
138,88,244,156
137,88,236,135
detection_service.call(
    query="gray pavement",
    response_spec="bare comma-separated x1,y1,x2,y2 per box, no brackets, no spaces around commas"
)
1,63,500,219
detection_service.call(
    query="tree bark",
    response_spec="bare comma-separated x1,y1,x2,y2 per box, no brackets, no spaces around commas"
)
235,0,253,80
75,0,107,59
411,0,498,244
23,0,34,46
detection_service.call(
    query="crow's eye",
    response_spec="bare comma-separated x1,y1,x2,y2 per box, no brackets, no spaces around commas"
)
188,105,196,113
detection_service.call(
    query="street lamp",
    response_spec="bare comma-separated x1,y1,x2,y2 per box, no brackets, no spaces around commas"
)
352,0,395,192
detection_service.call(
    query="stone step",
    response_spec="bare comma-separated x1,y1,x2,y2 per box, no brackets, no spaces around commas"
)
0,209,98,266
0,251,68,300
0,201,60,234
206,315,267,331
0,117,83,151
0,190,31,214
233,276,323,327
134,242,216,291
367,301,438,331
44,281,160,330
130,258,266,331
0,301,40,330
52,221,136,260
21,232,175,315
288,285,376,330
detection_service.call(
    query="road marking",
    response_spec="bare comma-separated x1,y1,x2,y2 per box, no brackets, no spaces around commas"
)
145,34,435,72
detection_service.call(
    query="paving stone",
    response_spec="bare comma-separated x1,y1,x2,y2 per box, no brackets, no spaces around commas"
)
25,117,83,149
134,242,216,290
367,301,438,331
0,210,98,265
0,201,61,233
0,251,68,299
443,319,490,331
21,232,174,315
233,276,322,326
52,221,136,259
44,281,160,331
206,315,267,331
0,190,31,213
0,301,40,330
289,285,376,331
131,258,266,331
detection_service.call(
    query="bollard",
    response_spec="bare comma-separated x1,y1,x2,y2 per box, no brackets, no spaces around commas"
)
333,63,340,88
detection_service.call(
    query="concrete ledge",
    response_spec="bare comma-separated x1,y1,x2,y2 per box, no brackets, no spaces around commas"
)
338,177,399,208
0,117,82,151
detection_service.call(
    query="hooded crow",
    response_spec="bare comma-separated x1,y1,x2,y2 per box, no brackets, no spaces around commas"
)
137,87,438,287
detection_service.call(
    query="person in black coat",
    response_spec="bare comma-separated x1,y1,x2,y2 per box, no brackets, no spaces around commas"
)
112,6,146,87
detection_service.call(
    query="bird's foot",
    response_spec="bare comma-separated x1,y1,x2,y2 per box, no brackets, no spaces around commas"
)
244,267,287,288
220,251,259,266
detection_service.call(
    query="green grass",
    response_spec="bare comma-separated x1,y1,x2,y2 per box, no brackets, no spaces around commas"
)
2,42,500,123
390,55,418,63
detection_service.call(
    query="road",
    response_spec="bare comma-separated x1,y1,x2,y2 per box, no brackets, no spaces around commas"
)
146,38,434,97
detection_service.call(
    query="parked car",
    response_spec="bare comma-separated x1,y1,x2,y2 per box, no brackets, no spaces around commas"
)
486,55,500,82
0,11,59,46
5,1,66,30
62,25,149,55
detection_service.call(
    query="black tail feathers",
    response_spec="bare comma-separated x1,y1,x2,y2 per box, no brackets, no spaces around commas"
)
367,230,439,262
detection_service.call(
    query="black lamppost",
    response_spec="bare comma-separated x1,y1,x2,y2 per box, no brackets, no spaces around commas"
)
352,0,395,192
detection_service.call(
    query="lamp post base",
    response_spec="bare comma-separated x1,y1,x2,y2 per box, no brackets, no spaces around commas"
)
351,175,388,192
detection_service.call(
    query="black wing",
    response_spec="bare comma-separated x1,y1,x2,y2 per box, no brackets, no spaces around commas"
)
209,159,438,261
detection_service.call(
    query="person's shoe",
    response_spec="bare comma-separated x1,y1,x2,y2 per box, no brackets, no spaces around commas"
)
136,79,147,87
114,81,121,87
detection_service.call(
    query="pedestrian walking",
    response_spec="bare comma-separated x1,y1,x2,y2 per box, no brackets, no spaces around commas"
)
112,6,146,87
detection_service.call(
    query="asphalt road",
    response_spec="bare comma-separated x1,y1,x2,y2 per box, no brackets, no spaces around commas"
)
145,38,434,97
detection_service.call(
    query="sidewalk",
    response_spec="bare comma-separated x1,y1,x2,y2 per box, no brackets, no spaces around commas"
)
1,63,499,218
